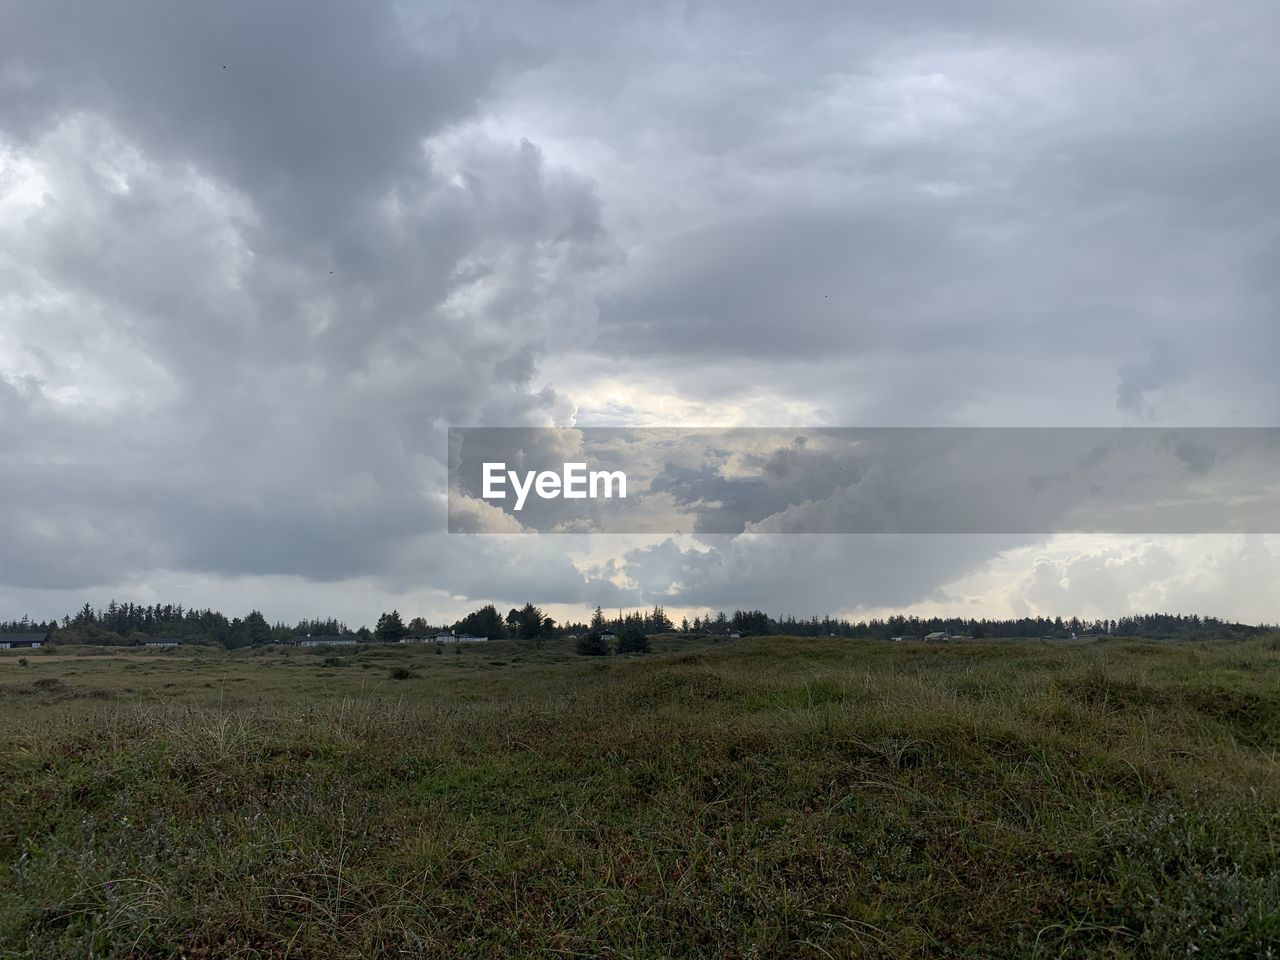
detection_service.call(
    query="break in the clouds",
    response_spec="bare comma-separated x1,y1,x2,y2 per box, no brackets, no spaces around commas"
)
1,1,1277,625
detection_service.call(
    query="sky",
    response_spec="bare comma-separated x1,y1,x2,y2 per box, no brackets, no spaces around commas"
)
1,0,1278,628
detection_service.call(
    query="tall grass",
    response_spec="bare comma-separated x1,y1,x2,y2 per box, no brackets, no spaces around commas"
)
1,635,1277,957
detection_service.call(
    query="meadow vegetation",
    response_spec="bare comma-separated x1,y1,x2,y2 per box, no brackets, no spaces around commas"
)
1,634,1278,958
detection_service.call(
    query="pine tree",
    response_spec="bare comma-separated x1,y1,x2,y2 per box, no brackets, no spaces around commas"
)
615,626,651,655
575,632,609,656
374,610,407,642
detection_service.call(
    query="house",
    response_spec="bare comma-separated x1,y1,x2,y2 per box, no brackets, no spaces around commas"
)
923,632,949,643
600,632,617,642
0,632,46,650
295,636,358,647
399,635,431,644
728,631,742,639
425,632,489,644
141,637,181,648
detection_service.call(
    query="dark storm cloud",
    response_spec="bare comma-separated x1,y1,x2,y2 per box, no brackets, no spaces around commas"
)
0,2,514,206
520,0,1280,427
0,0,617,605
599,211,977,360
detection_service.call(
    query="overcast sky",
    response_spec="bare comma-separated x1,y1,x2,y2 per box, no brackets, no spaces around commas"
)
2,1,1278,627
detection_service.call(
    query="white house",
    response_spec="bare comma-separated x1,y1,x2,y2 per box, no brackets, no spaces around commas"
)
142,638,181,648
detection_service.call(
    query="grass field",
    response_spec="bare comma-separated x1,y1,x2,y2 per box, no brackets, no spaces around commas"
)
1,634,1278,958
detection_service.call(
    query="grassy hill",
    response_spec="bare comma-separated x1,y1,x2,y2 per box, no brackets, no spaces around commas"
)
1,634,1278,957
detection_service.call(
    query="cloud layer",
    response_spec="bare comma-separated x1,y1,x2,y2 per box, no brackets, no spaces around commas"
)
2,1,1277,624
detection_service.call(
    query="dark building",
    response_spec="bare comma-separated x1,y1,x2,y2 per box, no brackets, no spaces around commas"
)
0,632,47,649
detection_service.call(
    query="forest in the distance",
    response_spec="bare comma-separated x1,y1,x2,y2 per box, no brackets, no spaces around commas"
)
1,600,1270,649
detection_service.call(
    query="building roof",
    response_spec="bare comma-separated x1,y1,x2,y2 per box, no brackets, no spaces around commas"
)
0,632,47,644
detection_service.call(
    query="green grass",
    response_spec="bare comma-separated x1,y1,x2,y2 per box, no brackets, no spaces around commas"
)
1,635,1278,958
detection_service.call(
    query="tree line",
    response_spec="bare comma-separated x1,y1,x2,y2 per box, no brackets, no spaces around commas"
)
0,601,1268,649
